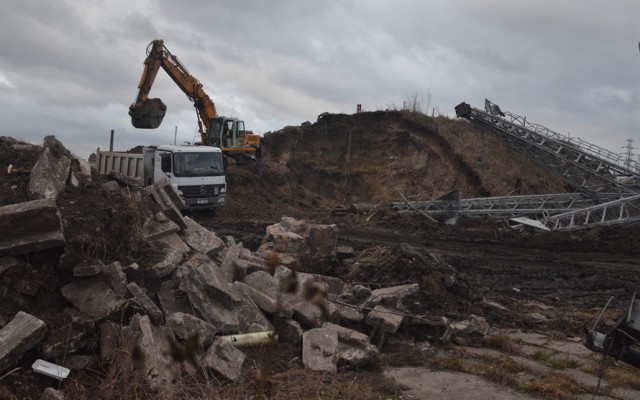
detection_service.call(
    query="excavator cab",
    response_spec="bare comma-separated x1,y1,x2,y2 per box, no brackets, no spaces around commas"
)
129,98,167,129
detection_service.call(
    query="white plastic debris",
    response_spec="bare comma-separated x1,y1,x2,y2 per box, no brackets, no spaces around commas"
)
31,359,70,380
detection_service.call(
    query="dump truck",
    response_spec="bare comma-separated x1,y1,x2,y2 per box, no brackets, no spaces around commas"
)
95,144,226,211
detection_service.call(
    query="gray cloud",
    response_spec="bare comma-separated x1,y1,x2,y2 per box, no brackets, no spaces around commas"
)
0,0,637,160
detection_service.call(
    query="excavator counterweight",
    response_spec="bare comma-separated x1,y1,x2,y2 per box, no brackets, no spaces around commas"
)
129,98,167,129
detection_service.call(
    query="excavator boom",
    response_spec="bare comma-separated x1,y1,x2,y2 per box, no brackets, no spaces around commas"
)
129,39,259,158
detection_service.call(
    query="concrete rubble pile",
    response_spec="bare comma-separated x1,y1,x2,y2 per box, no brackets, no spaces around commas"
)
0,136,486,398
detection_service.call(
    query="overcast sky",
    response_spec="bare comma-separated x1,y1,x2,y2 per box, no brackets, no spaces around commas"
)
1,0,639,161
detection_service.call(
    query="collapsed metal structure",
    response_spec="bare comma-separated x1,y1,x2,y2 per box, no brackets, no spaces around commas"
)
393,100,640,230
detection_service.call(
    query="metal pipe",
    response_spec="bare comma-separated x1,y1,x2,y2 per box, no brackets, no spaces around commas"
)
218,331,278,347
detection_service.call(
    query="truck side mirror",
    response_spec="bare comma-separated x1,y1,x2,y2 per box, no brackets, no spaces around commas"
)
160,153,171,173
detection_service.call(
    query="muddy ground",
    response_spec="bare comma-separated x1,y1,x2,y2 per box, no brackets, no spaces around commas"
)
1,110,640,399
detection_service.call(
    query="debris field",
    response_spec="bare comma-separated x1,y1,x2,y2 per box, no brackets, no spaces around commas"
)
1,110,640,400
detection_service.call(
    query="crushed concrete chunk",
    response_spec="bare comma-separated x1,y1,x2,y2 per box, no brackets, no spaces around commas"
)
234,281,293,319
302,327,338,372
103,261,128,297
0,198,65,256
258,217,338,274
148,248,184,279
232,282,273,333
28,142,71,199
180,217,225,254
127,283,164,325
322,322,379,367
129,314,180,395
179,269,239,333
204,337,246,382
273,318,303,345
166,312,217,349
142,212,180,241
61,278,126,319
0,311,47,373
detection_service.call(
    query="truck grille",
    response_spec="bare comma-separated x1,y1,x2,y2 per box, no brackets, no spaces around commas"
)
178,185,224,198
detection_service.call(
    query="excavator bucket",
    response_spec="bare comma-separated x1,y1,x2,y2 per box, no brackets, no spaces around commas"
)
129,98,167,129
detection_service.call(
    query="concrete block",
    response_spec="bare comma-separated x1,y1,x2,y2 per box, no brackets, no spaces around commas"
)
302,328,338,372
127,283,164,325
0,199,65,256
180,217,225,254
103,261,128,297
61,277,126,319
204,337,246,382
28,146,71,200
166,312,217,349
0,311,47,373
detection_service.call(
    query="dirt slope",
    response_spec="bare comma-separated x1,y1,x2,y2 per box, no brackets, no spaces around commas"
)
259,110,568,206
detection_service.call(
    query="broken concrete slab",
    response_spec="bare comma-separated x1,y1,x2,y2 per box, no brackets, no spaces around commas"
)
157,279,193,318
180,217,225,254
28,143,71,200
242,271,281,298
258,217,338,274
179,269,239,333
72,260,104,277
450,315,490,347
156,178,186,210
322,322,380,367
147,248,184,279
0,198,65,256
234,281,293,319
366,304,404,347
232,282,274,333
129,314,180,395
103,261,128,297
290,298,328,329
165,312,217,349
220,241,242,282
153,232,190,254
333,304,365,331
0,311,47,373
204,337,246,382
143,181,187,230
273,318,303,345
185,254,241,309
127,283,164,325
61,277,126,319
142,212,180,242
302,327,338,372
365,283,420,310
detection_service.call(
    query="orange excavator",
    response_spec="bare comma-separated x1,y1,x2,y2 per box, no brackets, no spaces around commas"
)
129,39,260,159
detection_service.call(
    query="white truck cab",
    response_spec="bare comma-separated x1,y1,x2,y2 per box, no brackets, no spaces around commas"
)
143,144,226,210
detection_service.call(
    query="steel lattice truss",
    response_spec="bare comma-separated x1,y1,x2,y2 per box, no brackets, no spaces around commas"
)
392,192,601,219
455,101,640,197
541,194,640,230
393,101,640,230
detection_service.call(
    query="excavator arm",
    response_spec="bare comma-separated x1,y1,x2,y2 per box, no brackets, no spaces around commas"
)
129,39,217,144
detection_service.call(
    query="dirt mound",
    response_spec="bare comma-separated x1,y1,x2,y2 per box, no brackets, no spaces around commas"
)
260,111,568,207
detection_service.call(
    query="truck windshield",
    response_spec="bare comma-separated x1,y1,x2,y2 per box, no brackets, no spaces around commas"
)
173,152,224,177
